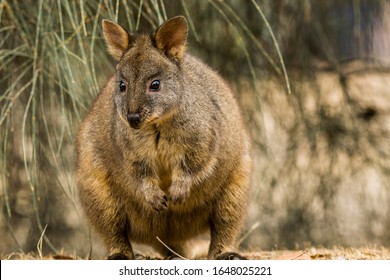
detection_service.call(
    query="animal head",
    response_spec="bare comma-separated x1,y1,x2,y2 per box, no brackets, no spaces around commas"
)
102,16,188,129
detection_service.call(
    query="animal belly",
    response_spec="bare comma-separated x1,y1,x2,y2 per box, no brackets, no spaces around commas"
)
127,207,210,244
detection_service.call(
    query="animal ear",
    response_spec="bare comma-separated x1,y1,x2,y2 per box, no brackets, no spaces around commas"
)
102,19,130,61
154,16,188,60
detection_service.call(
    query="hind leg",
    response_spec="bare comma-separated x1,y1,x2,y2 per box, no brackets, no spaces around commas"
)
78,178,135,260
208,200,247,259
208,165,250,260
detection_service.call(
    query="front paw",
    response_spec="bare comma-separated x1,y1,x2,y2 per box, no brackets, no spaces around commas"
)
169,180,191,204
144,187,168,211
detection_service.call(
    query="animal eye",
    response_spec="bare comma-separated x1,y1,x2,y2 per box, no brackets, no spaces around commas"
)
119,81,126,92
149,80,161,91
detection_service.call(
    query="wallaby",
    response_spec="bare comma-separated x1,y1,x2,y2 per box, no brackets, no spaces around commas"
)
76,16,251,260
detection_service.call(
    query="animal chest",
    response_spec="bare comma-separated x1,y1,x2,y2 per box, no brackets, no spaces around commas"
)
153,132,184,192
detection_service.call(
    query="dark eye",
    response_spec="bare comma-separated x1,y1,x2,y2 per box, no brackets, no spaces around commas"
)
149,80,161,91
119,81,126,92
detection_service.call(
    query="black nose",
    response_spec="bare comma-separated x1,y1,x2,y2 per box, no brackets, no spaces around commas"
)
127,113,141,128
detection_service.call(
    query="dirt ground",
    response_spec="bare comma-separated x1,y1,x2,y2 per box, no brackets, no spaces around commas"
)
247,247,390,260
2,247,390,260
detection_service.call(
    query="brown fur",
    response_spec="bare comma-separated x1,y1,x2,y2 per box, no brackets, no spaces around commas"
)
76,16,251,259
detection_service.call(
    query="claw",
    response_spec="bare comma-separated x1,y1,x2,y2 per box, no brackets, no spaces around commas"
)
215,252,247,260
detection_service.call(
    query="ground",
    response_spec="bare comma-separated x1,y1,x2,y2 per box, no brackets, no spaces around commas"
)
247,247,390,260
2,247,390,260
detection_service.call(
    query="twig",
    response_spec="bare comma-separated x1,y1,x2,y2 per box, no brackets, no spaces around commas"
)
237,221,261,245
291,250,309,260
156,236,188,260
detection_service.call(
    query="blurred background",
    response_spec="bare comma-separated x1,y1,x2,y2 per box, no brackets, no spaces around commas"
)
1,0,390,258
